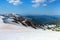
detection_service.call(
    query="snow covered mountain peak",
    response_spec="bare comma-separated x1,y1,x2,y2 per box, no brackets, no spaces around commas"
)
0,13,37,29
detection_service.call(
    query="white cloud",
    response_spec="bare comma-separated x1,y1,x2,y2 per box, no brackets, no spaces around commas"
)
32,0,45,3
32,0,56,8
7,0,23,6
32,3,40,8
42,4,47,6
48,0,55,2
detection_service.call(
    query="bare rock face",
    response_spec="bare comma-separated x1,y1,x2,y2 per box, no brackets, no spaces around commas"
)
12,16,37,29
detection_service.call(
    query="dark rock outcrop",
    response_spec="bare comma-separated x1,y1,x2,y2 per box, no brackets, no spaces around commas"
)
12,16,37,29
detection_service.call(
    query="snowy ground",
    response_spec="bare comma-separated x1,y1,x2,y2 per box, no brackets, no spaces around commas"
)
0,16,60,40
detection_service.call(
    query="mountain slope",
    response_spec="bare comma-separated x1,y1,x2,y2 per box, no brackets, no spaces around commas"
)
0,14,60,40
0,13,37,29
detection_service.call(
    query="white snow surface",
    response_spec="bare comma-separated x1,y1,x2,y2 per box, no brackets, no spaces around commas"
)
0,16,60,40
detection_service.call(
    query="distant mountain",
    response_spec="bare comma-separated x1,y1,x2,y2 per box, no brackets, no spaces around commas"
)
25,15,60,24
46,19,60,25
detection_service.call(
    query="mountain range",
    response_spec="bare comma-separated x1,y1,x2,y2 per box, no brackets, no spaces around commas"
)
0,13,60,29
25,15,60,24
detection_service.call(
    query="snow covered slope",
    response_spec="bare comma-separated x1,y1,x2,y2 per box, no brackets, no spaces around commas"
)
0,15,60,40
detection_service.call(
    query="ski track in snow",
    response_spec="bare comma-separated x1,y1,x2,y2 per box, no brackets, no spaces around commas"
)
0,16,60,40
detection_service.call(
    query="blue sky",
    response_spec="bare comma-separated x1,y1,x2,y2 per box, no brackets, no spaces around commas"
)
0,0,60,15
